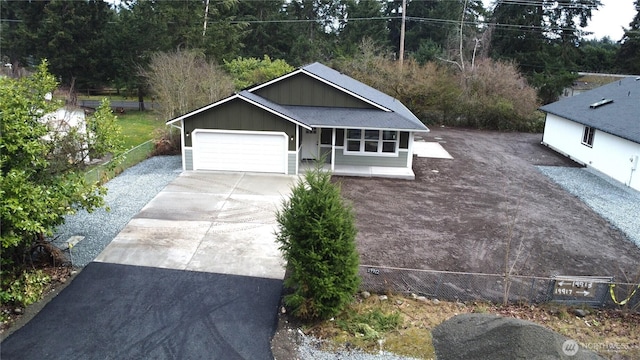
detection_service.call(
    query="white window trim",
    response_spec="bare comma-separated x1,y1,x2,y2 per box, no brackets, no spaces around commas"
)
344,129,399,156
581,126,595,147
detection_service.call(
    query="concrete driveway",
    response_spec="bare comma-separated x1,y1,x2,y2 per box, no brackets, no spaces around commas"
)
95,171,296,279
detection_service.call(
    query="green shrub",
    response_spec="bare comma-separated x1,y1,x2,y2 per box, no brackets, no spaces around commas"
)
1,269,51,307
276,167,360,320
337,308,403,340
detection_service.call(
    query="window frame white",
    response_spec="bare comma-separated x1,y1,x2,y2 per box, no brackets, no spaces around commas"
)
344,129,399,156
581,126,595,147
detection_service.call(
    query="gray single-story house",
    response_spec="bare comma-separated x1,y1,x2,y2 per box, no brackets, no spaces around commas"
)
166,62,429,179
540,76,640,191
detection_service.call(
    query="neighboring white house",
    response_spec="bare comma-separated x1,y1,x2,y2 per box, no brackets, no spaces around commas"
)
41,106,90,163
540,77,640,191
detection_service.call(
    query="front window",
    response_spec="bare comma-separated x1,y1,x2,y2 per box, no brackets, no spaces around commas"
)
345,129,398,154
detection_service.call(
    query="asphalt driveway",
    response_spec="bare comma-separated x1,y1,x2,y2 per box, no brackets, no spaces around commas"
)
2,171,296,359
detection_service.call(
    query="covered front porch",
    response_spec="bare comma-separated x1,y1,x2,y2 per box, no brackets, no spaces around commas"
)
299,160,416,180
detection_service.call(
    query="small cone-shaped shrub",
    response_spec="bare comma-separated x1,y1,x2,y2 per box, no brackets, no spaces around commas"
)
276,167,360,320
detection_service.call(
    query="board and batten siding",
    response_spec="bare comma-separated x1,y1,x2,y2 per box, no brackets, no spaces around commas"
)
182,98,297,151
334,148,409,167
542,114,640,191
253,73,375,109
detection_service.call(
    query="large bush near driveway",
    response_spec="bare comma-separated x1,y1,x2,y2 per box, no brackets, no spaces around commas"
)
276,167,360,320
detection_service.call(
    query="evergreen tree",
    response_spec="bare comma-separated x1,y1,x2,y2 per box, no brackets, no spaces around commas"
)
0,0,48,68
284,0,343,64
576,37,618,73
236,0,293,60
338,0,389,57
276,167,360,320
617,0,640,74
489,0,602,103
387,0,484,59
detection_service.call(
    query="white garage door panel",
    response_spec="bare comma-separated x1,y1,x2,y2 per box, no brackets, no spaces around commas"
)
193,131,287,173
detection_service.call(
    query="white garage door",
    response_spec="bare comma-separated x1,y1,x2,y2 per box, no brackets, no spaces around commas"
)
192,130,288,173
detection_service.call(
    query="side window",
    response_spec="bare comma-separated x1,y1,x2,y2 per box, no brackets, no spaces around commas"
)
582,126,595,147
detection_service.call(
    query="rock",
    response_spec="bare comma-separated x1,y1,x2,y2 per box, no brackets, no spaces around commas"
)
361,291,371,299
378,295,388,301
416,296,428,303
280,306,286,314
13,308,23,315
396,300,404,305
432,313,605,360
432,298,440,305
410,293,418,299
548,307,561,315
573,309,590,317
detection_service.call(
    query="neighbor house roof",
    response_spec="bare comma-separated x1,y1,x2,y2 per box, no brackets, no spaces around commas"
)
167,62,429,132
540,76,640,144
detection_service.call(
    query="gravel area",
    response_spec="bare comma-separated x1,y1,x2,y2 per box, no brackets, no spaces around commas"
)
537,166,640,248
296,333,419,360
52,156,182,267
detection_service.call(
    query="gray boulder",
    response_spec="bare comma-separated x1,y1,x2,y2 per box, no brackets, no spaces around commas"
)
432,313,604,360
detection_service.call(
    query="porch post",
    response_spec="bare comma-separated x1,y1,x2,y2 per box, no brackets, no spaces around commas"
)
295,125,300,175
407,131,414,169
331,128,336,172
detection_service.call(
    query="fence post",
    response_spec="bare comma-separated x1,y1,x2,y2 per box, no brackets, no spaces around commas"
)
529,278,536,303
434,273,443,299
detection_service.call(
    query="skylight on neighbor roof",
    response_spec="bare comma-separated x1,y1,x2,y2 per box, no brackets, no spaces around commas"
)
589,98,613,109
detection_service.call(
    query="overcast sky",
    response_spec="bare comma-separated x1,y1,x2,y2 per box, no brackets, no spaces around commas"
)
583,0,636,40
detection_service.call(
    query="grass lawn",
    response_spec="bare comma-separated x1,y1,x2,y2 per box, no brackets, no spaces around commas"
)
83,110,166,185
116,111,165,149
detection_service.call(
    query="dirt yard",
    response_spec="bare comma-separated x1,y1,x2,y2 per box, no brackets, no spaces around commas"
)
337,128,640,280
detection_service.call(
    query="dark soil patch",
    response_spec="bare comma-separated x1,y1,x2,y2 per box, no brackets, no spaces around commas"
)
337,128,640,278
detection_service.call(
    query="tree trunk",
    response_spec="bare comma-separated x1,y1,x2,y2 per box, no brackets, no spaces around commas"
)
138,86,145,111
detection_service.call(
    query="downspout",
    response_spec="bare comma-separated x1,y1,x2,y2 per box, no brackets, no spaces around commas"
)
629,155,639,188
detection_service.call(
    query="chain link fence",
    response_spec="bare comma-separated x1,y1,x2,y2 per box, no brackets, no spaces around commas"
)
359,265,640,311
85,140,155,184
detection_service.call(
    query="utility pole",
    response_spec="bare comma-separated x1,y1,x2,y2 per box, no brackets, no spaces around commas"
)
203,0,210,37
399,0,407,70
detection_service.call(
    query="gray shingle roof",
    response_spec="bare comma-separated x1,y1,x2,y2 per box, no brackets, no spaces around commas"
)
282,106,427,131
238,91,311,129
301,62,427,131
539,77,640,144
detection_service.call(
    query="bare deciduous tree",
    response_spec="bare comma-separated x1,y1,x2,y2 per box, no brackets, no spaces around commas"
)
141,50,235,121
141,50,235,155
